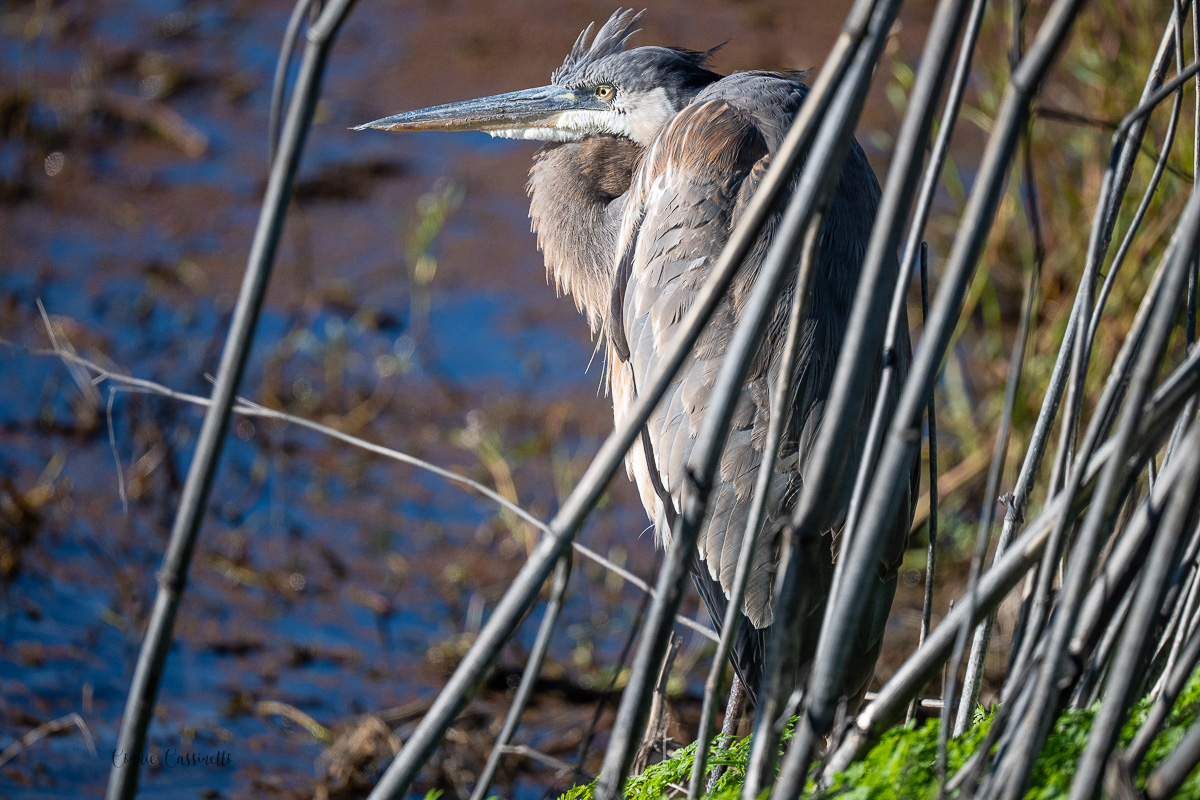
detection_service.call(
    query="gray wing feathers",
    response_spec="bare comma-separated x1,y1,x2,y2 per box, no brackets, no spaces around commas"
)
616,95,790,628
610,74,914,658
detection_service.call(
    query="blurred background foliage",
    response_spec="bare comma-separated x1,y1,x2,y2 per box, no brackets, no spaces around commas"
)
891,0,1194,563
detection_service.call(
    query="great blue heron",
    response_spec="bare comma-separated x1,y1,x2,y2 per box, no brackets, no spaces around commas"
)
358,9,916,724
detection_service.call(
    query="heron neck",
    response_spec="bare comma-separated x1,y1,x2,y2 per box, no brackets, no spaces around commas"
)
527,136,642,335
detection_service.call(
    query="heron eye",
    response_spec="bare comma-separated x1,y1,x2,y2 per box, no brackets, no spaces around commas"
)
595,84,615,101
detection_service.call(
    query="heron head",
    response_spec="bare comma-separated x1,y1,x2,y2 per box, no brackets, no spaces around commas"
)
355,9,722,146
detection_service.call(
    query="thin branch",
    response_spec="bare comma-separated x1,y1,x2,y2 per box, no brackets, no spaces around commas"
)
1146,718,1200,799
107,3,358,798
1125,575,1200,768
908,242,939,727
268,0,319,165
18,340,717,642
0,713,96,769
1068,423,1200,799
469,556,572,800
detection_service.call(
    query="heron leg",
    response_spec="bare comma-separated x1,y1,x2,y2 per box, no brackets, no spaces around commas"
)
633,634,679,774
722,674,747,738
705,675,747,792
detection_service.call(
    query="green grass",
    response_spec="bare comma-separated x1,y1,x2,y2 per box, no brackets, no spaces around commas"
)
880,0,1198,555
558,672,1200,799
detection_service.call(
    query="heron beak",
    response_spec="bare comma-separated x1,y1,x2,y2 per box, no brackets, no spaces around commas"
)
354,85,605,139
